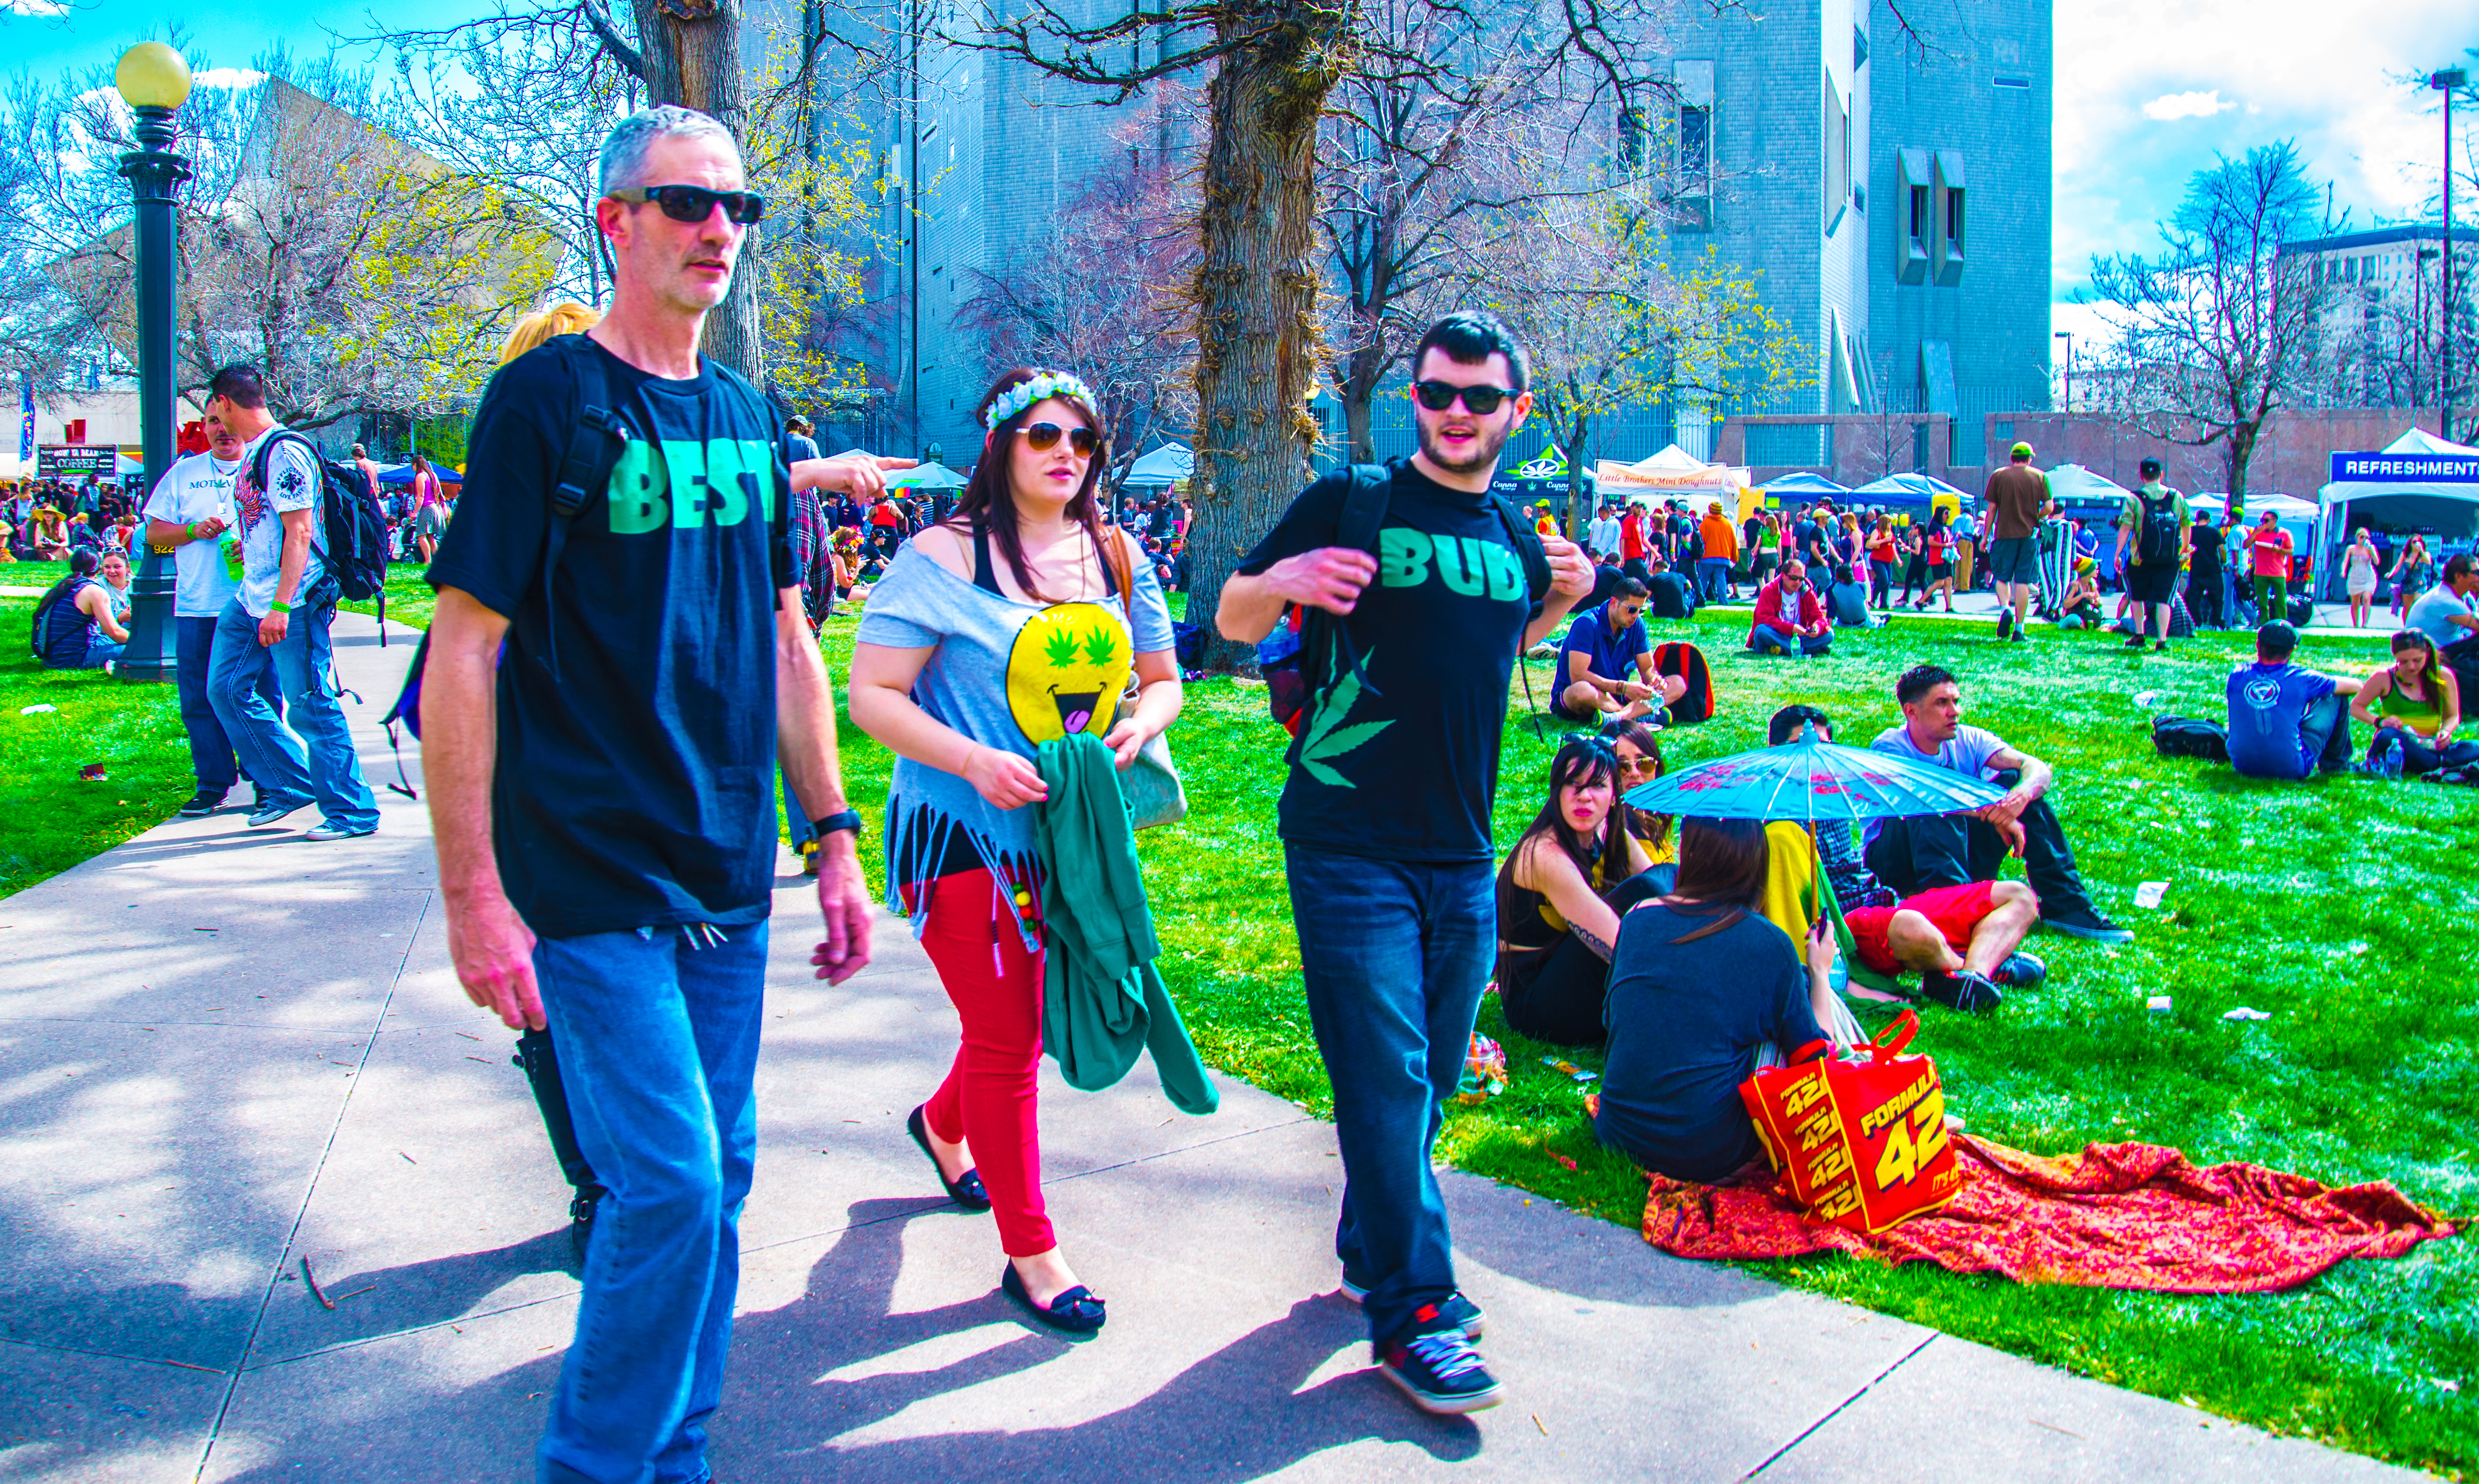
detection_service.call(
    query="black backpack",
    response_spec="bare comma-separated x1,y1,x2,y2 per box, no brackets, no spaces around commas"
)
249,432,391,619
2134,488,2180,566
2150,714,2228,762
1262,462,1552,743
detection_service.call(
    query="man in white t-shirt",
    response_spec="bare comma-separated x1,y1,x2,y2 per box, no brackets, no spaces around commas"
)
1587,501,1622,558
201,363,379,841
145,418,285,817
1862,663,2130,944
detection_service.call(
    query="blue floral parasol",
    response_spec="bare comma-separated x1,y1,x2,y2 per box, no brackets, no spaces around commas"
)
1622,724,2007,823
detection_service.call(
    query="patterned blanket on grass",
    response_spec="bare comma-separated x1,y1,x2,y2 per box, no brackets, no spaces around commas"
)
1641,1134,2455,1292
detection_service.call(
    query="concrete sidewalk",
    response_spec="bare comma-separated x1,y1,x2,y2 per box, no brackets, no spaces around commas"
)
0,610,2416,1483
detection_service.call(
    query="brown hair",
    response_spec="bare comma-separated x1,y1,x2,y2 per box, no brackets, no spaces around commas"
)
943,367,1111,603
1602,718,1671,855
1495,736,1633,930
1671,816,1768,910
2389,628,2447,705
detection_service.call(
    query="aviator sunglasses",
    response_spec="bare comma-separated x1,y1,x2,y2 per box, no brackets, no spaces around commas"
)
1020,422,1099,458
608,184,768,225
1412,379,1516,415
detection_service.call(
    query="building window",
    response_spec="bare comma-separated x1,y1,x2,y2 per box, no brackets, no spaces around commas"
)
1896,149,1932,284
1909,185,1929,244
1680,106,1709,180
1945,189,1965,255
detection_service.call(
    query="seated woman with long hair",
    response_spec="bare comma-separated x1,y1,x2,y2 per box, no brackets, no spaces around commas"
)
1493,734,1666,1047
2352,628,2471,778
1590,816,1860,1184
1601,718,1675,874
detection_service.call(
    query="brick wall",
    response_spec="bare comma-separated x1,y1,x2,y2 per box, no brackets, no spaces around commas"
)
1985,407,2448,496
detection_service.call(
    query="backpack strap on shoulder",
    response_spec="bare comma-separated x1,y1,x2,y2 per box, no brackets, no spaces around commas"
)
1487,492,1554,604
535,335,632,679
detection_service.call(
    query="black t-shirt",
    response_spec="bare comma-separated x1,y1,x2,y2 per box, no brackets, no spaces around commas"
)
1593,904,1824,1182
1647,569,1695,619
1239,459,1539,863
426,339,795,939
1794,519,1826,564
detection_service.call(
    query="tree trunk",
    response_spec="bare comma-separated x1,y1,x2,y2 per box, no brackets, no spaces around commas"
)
1564,417,1591,542
631,0,763,387
1340,335,1386,464
2223,419,2258,506
1184,16,1347,671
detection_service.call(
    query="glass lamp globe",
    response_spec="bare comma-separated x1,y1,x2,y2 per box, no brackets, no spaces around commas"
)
115,42,192,111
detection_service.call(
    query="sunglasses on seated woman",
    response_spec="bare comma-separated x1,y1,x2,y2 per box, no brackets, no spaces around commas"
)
608,184,768,225
1019,422,1099,458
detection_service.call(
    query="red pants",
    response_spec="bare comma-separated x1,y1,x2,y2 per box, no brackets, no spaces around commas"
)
916,868,1053,1257
1845,880,1998,975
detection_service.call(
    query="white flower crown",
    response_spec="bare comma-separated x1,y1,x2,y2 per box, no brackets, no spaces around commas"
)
984,372,1097,430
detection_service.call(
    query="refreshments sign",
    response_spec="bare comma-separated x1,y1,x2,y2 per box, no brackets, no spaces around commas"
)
2328,452,2479,484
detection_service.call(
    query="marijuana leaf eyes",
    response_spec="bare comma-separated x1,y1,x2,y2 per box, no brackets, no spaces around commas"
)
1082,626,1117,665
1043,627,1080,666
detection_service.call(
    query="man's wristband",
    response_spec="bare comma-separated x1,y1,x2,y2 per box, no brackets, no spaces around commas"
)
269,600,292,615
812,808,864,839
184,521,200,540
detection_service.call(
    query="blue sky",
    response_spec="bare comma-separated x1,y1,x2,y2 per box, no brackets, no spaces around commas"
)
12,0,2474,364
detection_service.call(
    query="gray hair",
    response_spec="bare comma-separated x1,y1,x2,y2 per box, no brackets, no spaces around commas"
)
598,105,740,197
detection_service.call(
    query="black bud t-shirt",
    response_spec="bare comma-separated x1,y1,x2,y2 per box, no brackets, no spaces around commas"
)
427,338,795,938
1238,458,1540,864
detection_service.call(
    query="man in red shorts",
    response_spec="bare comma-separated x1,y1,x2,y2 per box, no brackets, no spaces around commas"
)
1766,705,2048,1013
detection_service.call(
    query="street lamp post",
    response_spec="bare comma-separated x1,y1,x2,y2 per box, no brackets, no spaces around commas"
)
2053,331,2072,412
2435,68,2467,442
113,41,192,685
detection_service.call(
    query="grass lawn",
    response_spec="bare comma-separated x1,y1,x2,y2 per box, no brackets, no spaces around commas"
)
0,596,195,899
810,600,2478,1474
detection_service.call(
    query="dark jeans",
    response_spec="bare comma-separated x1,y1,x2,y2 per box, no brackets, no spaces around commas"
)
1869,558,1897,606
175,614,279,793
1497,869,1670,1047
2369,728,2479,777
2187,568,2225,629
1285,847,1493,1349
1862,768,2099,921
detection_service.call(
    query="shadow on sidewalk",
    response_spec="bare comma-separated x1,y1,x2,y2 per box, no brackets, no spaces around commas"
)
214,1199,1479,1482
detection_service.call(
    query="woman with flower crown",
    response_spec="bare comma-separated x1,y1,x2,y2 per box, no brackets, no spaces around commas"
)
846,368,1184,1336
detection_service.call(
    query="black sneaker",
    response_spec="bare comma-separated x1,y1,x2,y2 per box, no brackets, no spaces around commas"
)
177,788,227,818
2123,633,2147,649
2042,909,2134,944
1921,970,2003,1013
1379,1326,1503,1415
2153,640,2169,653
1995,609,2013,640
1337,1278,1486,1340
569,1186,604,1264
1988,951,2047,989
2009,630,2028,643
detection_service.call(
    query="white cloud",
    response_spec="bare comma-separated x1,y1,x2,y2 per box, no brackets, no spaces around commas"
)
192,68,267,90
2141,90,2236,122
0,0,71,16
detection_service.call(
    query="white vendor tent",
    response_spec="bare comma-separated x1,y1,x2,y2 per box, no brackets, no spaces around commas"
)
1595,444,1749,501
2315,427,2479,597
1849,471,1969,511
1121,442,1193,489
884,460,969,490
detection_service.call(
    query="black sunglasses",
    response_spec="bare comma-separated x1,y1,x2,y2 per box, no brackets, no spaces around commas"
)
1412,379,1515,415
1021,422,1098,458
610,184,767,225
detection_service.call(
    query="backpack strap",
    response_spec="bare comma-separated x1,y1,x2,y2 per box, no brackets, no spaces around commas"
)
248,429,326,556
534,335,634,679
1486,492,1554,605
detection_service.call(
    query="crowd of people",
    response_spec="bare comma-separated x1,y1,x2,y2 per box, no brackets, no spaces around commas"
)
25,100,2469,1483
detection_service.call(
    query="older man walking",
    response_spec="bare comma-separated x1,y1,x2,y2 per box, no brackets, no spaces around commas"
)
423,105,897,1483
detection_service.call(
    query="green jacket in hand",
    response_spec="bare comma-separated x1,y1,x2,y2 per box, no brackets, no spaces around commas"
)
1033,733,1219,1115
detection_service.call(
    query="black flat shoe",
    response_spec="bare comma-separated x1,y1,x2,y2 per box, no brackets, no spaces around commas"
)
906,1105,992,1211
1002,1262,1106,1335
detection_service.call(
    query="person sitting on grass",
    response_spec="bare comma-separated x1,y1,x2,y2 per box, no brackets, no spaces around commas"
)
1643,549,1697,619
1552,579,1684,724
2056,557,2105,629
1493,734,1666,1047
2227,620,2361,781
2350,629,2472,779
1603,717,1676,873
1864,664,2130,943
31,548,128,670
1747,558,1832,656
1589,816,1859,1184
1760,705,2048,1013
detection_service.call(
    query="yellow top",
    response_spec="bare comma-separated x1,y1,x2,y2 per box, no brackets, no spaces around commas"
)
1759,821,1822,964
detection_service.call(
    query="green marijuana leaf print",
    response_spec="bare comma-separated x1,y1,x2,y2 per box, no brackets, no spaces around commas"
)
1298,647,1391,787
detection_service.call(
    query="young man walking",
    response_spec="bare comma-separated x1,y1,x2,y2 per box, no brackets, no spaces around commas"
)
1217,311,1591,1416
200,364,380,841
423,105,891,1484
1981,441,2047,642
2114,457,2190,653
143,415,282,817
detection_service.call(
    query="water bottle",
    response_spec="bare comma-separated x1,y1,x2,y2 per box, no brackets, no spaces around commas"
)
219,526,244,583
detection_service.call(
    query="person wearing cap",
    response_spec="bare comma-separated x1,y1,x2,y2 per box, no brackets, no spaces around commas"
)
2226,620,2359,779
2056,557,2104,628
2112,456,2190,653
1981,441,2048,642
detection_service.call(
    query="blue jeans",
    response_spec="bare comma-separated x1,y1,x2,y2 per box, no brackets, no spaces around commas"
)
1284,847,1493,1349
206,593,379,832
532,922,769,1484
1750,622,1831,655
176,614,279,792
780,769,811,852
1696,558,1733,601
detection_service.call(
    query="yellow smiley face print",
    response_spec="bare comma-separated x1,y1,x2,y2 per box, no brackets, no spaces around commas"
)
1005,603,1131,745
